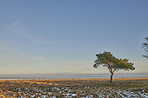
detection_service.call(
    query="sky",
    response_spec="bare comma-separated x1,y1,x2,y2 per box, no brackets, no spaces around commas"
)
0,0,148,74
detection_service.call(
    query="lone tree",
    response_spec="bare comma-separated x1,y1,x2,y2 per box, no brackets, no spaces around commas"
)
93,51,135,83
142,37,148,58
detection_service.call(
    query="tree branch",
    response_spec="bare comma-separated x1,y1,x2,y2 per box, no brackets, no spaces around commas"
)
112,68,116,73
107,64,113,73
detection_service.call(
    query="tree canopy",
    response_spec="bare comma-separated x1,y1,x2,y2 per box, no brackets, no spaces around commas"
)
93,51,135,83
142,37,148,58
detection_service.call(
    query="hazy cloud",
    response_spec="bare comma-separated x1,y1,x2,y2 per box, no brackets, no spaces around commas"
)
6,19,29,35
5,19,56,45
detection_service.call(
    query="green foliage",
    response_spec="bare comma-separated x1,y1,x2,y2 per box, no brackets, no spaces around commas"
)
94,51,135,83
94,51,135,71
142,37,148,58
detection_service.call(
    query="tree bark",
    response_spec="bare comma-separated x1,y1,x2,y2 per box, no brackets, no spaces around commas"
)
110,73,113,83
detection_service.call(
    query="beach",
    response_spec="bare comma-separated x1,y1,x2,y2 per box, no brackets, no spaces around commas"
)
0,78,148,98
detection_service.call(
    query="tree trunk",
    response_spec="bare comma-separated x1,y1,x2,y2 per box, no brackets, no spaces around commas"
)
110,73,113,83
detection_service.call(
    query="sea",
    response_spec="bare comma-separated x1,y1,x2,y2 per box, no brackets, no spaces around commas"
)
0,73,147,80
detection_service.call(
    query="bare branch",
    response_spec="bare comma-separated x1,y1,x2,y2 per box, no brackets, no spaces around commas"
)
112,68,116,73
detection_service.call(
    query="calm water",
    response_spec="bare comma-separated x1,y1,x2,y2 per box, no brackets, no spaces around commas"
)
0,73,147,80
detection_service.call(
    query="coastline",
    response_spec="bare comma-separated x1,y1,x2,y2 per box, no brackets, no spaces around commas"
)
0,77,148,81
0,73,148,80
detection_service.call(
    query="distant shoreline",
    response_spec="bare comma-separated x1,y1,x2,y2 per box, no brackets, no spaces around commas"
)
0,77,148,81
0,73,147,80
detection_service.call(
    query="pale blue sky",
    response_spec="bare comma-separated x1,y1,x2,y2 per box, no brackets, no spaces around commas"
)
0,0,148,74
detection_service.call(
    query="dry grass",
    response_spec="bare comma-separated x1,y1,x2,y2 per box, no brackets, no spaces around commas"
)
0,78,147,97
